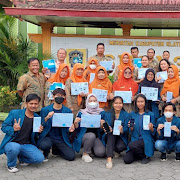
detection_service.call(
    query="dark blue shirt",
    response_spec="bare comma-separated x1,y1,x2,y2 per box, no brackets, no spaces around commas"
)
138,114,143,140
47,108,63,140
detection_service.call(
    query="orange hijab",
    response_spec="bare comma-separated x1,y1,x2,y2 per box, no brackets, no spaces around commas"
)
161,65,180,98
118,52,134,79
70,63,87,105
89,66,112,107
48,63,70,85
113,66,138,96
83,58,98,82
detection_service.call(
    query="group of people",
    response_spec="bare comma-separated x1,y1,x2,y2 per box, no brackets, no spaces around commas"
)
0,43,180,173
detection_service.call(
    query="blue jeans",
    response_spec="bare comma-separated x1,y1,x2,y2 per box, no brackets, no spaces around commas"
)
4,142,44,167
155,140,180,153
38,137,75,161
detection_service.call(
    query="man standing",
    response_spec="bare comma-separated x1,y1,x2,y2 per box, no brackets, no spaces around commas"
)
17,58,45,113
55,48,67,70
0,94,44,173
131,47,139,64
147,48,159,73
162,50,174,65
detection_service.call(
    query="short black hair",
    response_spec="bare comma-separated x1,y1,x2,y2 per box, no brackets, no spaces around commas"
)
162,102,176,113
52,88,66,96
163,50,170,54
97,43,104,48
141,55,149,60
147,48,155,54
28,58,40,65
131,47,139,51
134,94,149,113
26,94,41,102
158,59,170,71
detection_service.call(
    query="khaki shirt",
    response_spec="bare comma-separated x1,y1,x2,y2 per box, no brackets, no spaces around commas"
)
17,71,45,112
149,59,159,73
92,54,111,62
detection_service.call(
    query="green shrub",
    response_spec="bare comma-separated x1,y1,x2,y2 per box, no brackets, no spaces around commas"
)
0,86,17,112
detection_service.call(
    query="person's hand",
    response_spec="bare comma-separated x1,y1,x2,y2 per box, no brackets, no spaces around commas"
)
157,124,164,135
109,93,114,100
156,76,161,82
100,119,105,128
131,96,135,101
161,96,167,102
47,111,54,119
149,123,154,132
42,68,48,75
118,125,123,134
79,92,85,97
38,125,43,133
171,125,180,134
102,125,112,134
170,99,177,104
128,121,134,132
70,108,74,112
107,95,110,100
139,78,144,83
13,118,21,131
69,124,75,132
86,70,91,76
112,62,115,69
74,117,81,128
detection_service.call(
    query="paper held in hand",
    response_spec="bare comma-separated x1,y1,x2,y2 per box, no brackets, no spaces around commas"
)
33,117,41,132
141,87,158,101
71,82,89,95
92,88,108,102
113,120,122,135
80,114,101,128
143,115,150,130
114,91,132,103
52,113,74,127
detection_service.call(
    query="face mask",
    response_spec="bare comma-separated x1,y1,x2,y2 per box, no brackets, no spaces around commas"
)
164,112,174,118
55,97,64,104
89,64,97,70
88,102,98,109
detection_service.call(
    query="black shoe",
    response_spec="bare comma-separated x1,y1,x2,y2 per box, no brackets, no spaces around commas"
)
160,153,167,161
141,157,150,164
175,153,180,161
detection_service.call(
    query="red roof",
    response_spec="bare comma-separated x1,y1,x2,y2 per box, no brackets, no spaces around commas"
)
11,0,180,11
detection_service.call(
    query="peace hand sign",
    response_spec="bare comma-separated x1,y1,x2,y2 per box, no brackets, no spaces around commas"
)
13,118,21,131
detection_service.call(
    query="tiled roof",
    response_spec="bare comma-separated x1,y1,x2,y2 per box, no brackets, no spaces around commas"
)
12,0,180,11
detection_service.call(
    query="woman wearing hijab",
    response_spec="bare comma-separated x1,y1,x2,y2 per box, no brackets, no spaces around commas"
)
113,66,138,113
161,65,180,117
44,64,70,106
138,69,160,120
89,66,113,110
73,94,106,163
65,63,87,115
83,58,99,83
114,52,134,81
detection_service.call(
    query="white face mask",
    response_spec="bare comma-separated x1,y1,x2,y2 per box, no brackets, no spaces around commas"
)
88,102,98,109
164,112,174,118
89,64,97,70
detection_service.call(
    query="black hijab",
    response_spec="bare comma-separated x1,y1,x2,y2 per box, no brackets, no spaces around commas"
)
139,69,160,90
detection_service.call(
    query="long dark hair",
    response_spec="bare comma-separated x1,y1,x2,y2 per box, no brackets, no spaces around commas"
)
111,96,124,126
158,59,170,71
134,94,149,113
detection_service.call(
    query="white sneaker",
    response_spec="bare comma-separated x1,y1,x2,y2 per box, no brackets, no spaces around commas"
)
7,166,19,173
82,154,93,163
106,161,113,169
43,157,49,162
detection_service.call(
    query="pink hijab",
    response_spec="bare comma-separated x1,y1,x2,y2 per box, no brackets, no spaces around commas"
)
79,94,104,114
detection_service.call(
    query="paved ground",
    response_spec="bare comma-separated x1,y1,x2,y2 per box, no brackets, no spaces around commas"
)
0,122,180,180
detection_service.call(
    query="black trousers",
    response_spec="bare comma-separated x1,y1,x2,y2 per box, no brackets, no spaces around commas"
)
124,139,146,164
106,133,126,158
